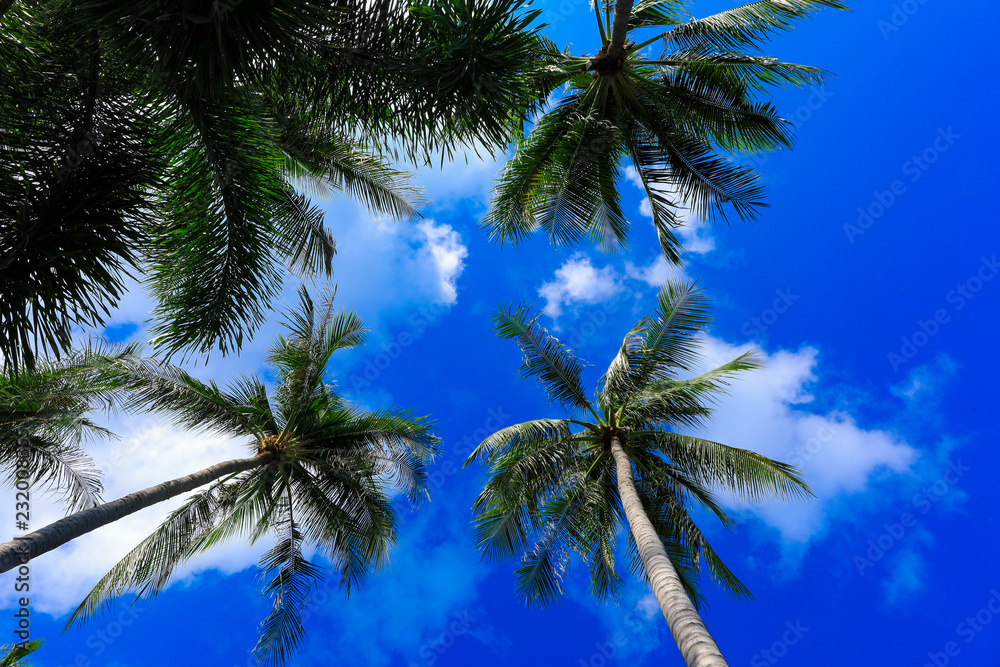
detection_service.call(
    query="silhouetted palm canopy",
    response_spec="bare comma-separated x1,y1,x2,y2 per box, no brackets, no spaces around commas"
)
0,345,140,512
0,0,546,370
466,281,811,622
484,0,848,262
60,289,438,667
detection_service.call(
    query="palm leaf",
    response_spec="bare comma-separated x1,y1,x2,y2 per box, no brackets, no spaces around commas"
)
492,303,592,413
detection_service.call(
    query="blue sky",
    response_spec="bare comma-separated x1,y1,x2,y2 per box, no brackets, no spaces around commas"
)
4,1,999,665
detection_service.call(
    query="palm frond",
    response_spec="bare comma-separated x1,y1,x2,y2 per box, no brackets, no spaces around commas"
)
654,433,813,502
492,303,592,413
65,479,242,629
254,521,325,667
662,0,850,50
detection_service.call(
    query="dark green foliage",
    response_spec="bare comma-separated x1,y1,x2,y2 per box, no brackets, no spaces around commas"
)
65,288,438,667
485,0,848,260
2,0,545,369
468,280,812,607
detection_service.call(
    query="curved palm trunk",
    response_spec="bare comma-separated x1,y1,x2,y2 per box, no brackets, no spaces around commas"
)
0,452,271,573
610,437,728,667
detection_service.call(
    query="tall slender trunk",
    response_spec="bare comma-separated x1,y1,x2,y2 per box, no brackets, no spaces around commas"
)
605,0,636,61
0,452,271,574
610,436,729,667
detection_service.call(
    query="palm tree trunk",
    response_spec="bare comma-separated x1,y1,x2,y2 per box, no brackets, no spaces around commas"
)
605,0,635,61
610,436,729,667
0,452,271,573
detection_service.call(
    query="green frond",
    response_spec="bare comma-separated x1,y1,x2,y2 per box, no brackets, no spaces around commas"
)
0,639,42,667
464,418,573,465
662,0,850,50
492,303,592,413
65,478,243,629
254,521,325,667
653,433,813,502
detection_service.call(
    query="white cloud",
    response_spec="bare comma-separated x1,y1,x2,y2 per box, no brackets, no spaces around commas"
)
635,592,659,620
624,255,688,288
690,338,918,543
0,417,264,616
538,253,623,319
416,220,468,306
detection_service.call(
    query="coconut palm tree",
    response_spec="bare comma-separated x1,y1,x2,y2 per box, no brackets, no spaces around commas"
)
0,0,546,370
0,344,145,513
466,280,812,667
0,288,438,666
483,0,848,262
0,640,41,667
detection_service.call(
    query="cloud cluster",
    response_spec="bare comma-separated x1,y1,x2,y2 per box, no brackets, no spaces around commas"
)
539,253,623,319
691,338,917,543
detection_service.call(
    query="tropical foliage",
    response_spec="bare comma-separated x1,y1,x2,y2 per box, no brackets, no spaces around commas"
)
483,0,848,262
0,345,142,512
0,0,546,370
52,289,438,667
466,280,812,664
0,639,42,667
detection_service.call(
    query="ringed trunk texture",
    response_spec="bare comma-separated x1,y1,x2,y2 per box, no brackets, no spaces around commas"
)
610,437,729,667
605,0,635,61
0,452,271,574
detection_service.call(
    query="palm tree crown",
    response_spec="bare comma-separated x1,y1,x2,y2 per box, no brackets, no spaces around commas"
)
466,280,812,665
32,288,440,667
1,0,546,370
484,0,848,262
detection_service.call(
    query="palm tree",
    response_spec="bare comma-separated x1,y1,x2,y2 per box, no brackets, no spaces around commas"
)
0,640,41,667
466,280,812,667
0,344,143,513
0,0,545,370
483,0,848,262
0,288,438,666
